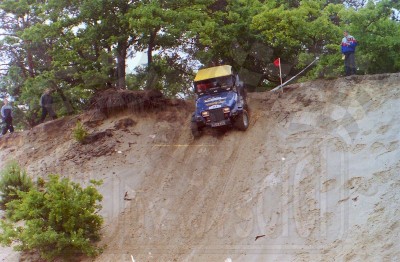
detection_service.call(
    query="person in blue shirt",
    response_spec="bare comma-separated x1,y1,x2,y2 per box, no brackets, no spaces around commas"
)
1,98,14,136
341,30,358,76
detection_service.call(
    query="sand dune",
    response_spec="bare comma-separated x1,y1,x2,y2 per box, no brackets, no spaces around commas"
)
0,73,399,261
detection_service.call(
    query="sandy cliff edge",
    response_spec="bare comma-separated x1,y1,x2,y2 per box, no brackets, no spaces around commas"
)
1,74,399,262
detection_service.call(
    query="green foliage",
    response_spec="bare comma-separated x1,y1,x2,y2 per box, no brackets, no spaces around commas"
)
72,121,88,143
1,0,400,104
191,0,263,68
252,1,343,66
0,175,103,260
129,54,196,98
345,0,400,74
0,161,33,211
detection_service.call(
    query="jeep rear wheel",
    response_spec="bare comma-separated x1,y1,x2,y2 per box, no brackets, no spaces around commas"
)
234,110,249,131
191,121,202,138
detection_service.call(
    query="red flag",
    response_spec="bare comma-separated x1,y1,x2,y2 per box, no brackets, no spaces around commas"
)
273,58,280,67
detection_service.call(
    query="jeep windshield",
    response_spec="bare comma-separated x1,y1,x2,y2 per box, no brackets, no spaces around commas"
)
194,76,234,96
194,65,236,96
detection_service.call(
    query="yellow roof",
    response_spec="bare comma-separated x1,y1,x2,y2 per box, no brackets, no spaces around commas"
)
194,65,232,82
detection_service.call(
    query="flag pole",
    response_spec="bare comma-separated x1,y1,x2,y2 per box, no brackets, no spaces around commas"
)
278,58,283,93
271,57,319,92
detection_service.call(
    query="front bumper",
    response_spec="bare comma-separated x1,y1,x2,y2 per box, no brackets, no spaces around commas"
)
194,108,240,128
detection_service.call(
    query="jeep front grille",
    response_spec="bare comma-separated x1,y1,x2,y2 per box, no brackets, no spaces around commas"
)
209,108,225,122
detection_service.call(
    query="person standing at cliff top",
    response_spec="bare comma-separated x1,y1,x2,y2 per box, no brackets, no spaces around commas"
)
39,88,57,122
1,98,14,136
341,30,358,76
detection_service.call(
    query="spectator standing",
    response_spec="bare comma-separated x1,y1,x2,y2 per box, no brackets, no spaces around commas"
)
1,98,14,136
40,89,57,122
341,30,358,76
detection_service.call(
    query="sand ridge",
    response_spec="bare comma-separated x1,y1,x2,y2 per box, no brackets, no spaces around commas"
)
0,73,399,261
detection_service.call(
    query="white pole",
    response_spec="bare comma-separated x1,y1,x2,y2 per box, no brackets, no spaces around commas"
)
279,58,283,93
271,57,319,92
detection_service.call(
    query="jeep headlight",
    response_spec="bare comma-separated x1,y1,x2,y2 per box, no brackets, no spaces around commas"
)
201,111,209,117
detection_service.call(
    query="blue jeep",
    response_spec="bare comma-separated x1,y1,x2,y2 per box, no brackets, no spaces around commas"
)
191,65,249,137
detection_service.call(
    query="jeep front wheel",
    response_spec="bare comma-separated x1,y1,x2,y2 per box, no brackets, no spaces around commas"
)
234,110,249,131
191,121,202,138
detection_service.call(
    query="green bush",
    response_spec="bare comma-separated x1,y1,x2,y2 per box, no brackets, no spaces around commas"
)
0,175,104,260
0,161,33,211
72,121,88,143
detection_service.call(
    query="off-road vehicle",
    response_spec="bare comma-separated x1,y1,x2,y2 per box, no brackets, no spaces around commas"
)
191,65,249,137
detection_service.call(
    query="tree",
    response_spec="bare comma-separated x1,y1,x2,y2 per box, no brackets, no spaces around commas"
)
188,0,264,67
1,0,400,108
0,161,33,211
0,0,76,124
252,1,344,77
0,0,46,96
127,0,213,90
0,175,103,260
343,0,400,74
0,0,136,125
74,0,137,89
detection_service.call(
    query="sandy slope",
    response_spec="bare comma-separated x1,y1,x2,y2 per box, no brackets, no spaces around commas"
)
0,73,399,262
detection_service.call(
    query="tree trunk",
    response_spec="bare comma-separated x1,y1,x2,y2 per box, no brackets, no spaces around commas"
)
26,41,35,77
116,41,127,89
147,29,158,68
146,29,158,90
53,83,74,115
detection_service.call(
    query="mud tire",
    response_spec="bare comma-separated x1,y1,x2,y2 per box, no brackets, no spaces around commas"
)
234,110,249,131
191,121,202,138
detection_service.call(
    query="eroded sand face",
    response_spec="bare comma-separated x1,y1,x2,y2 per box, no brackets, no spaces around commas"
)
1,73,399,261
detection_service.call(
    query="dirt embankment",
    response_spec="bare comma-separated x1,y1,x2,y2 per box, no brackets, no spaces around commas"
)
1,74,400,262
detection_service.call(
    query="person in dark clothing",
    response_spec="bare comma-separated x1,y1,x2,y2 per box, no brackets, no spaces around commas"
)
341,30,358,76
40,89,57,122
1,98,14,135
